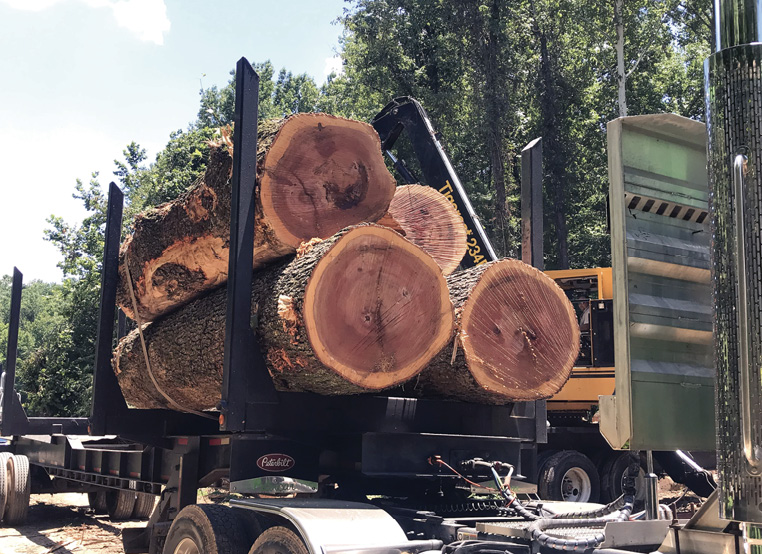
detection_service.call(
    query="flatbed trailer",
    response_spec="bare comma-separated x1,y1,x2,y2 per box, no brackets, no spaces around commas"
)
0,58,545,554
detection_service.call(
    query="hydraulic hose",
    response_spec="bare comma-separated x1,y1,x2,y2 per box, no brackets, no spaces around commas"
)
492,456,640,552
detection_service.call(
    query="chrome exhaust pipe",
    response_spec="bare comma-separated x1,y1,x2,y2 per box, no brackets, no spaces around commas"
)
707,0,762,523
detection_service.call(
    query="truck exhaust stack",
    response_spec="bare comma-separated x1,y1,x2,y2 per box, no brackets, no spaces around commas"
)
707,0,762,524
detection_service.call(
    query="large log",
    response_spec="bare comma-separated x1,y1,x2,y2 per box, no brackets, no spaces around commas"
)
384,185,467,275
415,259,579,404
117,114,397,322
113,225,454,411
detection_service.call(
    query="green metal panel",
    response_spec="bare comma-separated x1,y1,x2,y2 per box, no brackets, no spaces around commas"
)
599,114,716,452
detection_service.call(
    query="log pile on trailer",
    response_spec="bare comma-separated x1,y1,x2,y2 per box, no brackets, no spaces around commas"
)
111,112,580,410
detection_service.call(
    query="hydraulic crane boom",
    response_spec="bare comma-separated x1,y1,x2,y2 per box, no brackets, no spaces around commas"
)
371,97,497,267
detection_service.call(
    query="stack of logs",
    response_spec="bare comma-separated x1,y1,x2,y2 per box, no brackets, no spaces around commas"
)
113,113,579,412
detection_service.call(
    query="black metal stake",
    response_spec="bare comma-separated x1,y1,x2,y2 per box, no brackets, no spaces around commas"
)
0,268,22,435
521,137,543,271
221,57,277,433
90,182,128,435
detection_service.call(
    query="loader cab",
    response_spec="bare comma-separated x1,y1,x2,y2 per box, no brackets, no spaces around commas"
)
544,267,615,413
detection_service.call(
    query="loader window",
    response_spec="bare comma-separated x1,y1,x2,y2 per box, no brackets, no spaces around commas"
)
552,275,613,368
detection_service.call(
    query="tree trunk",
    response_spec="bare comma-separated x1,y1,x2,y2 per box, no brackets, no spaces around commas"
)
113,225,454,411
615,0,628,118
415,259,579,404
530,0,570,269
384,185,467,275
117,114,397,322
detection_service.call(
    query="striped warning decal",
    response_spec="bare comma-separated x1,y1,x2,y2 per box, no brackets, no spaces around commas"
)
624,192,708,224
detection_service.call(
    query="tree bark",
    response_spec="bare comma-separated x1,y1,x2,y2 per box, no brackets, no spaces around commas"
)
117,114,397,322
113,225,454,411
415,259,579,404
384,185,467,275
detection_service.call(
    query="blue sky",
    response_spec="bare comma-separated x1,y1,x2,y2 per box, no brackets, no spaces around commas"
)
0,0,348,282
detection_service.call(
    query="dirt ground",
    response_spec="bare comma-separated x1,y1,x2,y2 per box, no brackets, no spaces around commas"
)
0,494,146,554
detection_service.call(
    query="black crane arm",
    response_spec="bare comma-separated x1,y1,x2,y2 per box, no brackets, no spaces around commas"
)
370,97,498,267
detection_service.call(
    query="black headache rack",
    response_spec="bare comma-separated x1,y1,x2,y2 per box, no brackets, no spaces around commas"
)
0,59,540,506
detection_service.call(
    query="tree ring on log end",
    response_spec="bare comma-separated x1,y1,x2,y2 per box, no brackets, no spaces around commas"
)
260,114,396,247
460,260,579,401
388,184,468,275
303,225,454,390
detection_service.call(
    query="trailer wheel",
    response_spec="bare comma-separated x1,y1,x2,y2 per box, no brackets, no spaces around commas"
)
88,491,108,515
132,492,156,519
538,450,600,503
163,504,250,554
106,489,136,520
600,452,646,504
5,455,30,525
0,452,12,521
249,526,308,554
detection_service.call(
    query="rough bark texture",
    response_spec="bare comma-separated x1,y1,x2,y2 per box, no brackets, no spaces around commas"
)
415,259,579,404
114,225,454,411
386,185,468,275
117,114,396,322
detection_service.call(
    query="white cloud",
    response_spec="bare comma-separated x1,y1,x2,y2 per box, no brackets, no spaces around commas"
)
110,0,170,45
1,0,170,45
324,56,343,78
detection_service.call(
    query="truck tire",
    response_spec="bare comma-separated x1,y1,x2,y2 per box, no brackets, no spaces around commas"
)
5,455,30,525
0,452,12,522
132,492,156,519
88,491,108,514
106,489,136,520
249,526,308,554
538,450,600,503
599,452,646,505
163,504,251,554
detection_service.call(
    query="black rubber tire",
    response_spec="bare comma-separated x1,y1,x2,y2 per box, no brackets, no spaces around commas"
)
249,526,308,554
537,450,600,503
106,489,137,520
0,452,12,522
88,490,108,515
163,504,251,554
536,449,557,481
5,455,30,525
132,492,156,519
599,452,646,505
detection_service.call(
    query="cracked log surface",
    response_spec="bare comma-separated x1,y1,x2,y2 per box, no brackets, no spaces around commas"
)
385,185,467,275
117,114,396,322
113,225,454,411
415,259,579,404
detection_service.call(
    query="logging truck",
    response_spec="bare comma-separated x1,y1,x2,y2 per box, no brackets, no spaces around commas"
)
0,59,722,554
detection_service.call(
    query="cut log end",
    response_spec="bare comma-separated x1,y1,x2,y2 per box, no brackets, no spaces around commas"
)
460,260,579,401
260,114,396,247
387,185,467,275
303,225,454,390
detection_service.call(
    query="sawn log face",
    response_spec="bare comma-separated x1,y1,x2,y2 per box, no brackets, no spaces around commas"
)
416,259,580,404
